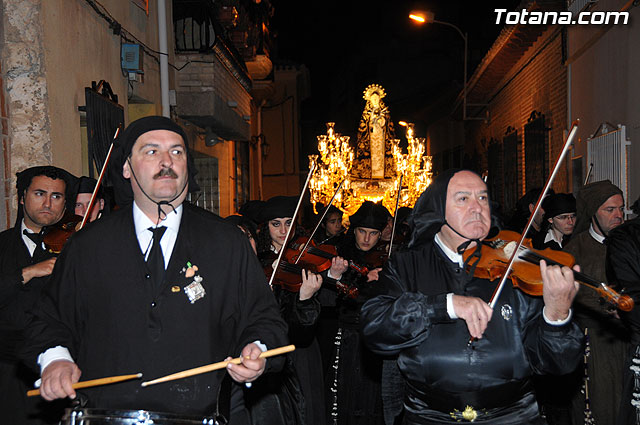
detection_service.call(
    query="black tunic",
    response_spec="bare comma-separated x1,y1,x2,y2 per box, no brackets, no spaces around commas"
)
0,224,66,424
327,238,385,425
255,250,325,425
24,203,288,416
361,239,584,424
605,218,640,424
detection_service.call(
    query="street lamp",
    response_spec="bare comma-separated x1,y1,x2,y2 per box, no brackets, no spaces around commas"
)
410,11,471,120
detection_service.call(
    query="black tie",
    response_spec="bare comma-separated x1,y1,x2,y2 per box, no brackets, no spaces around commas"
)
147,226,167,285
23,230,45,257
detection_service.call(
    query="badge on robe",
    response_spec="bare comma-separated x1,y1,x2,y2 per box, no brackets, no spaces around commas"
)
184,276,205,304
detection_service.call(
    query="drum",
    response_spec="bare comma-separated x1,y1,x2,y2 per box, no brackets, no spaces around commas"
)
61,408,225,425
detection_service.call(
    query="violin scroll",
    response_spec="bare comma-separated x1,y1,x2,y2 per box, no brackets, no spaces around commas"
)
598,284,634,312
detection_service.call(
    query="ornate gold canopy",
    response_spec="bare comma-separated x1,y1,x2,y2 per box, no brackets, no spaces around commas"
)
309,85,432,216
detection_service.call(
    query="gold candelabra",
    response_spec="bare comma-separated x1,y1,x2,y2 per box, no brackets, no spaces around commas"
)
309,121,432,217
308,123,354,213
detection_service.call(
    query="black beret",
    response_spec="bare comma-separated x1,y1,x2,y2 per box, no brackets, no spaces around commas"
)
349,201,390,231
258,196,298,223
542,193,576,220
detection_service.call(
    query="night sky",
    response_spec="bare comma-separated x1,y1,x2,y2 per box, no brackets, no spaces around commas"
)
270,1,521,152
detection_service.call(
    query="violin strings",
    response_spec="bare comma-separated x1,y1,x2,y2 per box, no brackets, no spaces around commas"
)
515,245,599,290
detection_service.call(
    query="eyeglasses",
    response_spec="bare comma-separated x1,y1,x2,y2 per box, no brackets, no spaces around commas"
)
555,214,576,221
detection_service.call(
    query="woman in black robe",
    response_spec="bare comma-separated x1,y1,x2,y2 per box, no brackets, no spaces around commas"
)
251,196,326,425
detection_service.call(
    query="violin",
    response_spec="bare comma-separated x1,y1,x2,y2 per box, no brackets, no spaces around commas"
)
43,211,84,254
264,254,358,299
462,230,634,312
284,236,337,273
284,236,371,277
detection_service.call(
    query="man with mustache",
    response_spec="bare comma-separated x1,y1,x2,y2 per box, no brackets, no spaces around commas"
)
0,165,75,424
24,116,287,423
564,180,629,425
360,169,584,424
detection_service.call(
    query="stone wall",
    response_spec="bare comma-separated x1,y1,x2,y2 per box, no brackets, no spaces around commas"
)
0,0,51,226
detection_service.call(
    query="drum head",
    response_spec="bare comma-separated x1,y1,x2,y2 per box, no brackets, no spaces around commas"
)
61,408,222,424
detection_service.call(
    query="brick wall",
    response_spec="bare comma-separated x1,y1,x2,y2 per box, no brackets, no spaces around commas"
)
466,27,568,212
175,53,251,117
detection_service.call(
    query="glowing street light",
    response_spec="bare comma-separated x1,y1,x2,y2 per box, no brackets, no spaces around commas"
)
409,10,470,120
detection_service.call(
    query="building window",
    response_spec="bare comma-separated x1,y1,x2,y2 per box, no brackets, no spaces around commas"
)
503,129,519,213
487,138,502,206
235,141,250,212
524,111,548,193
189,156,219,214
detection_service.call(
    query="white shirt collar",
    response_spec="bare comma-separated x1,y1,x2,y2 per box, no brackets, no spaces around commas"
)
589,223,606,244
544,227,564,247
20,219,39,256
133,201,183,266
434,233,464,267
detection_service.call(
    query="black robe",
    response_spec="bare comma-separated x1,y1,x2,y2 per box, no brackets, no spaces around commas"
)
24,203,288,417
606,218,640,424
0,225,66,424
254,250,325,425
361,239,584,424
327,237,385,425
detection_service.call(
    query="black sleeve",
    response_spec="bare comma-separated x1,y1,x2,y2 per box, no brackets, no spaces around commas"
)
360,255,452,356
232,238,290,373
606,222,640,336
519,291,584,375
276,288,321,347
21,237,85,372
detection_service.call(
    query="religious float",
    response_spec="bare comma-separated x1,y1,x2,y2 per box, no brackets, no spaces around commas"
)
309,84,433,216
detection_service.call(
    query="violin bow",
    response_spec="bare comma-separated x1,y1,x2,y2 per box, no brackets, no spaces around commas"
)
267,163,316,288
485,120,580,311
293,179,344,265
584,163,593,185
387,174,404,258
79,125,121,229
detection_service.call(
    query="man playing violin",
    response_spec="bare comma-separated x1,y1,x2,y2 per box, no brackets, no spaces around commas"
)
361,169,584,424
0,165,76,424
24,116,288,422
323,200,390,425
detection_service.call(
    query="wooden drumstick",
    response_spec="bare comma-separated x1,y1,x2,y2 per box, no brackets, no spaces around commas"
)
141,344,296,387
27,373,142,397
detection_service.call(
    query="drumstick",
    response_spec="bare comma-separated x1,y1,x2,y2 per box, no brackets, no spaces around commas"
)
27,373,142,397
141,344,295,387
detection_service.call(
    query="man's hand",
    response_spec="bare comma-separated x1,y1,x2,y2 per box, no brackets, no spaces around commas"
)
541,260,579,321
452,295,493,339
299,269,322,301
226,342,266,383
22,258,57,284
40,360,81,401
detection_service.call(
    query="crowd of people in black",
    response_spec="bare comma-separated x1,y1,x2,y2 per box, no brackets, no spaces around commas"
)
1,116,639,425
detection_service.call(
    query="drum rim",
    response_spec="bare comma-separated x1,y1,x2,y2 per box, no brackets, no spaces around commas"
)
63,407,215,420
